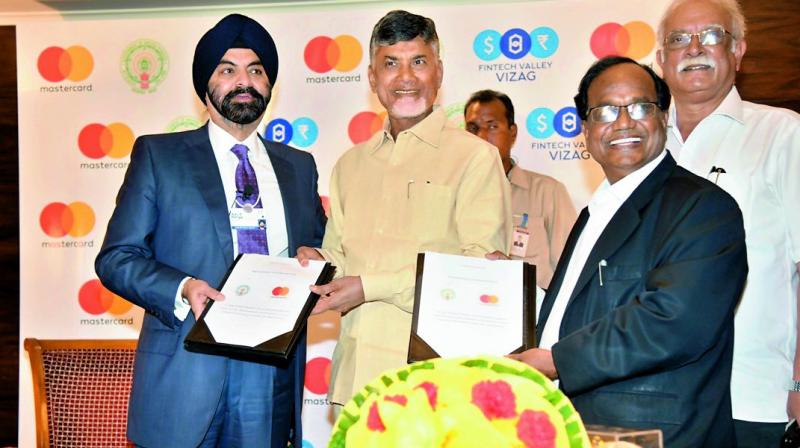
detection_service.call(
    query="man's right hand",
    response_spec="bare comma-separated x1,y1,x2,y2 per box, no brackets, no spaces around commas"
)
182,278,224,320
296,246,325,266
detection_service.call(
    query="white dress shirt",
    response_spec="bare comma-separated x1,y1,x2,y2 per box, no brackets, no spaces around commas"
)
539,150,667,351
173,121,289,320
667,87,800,422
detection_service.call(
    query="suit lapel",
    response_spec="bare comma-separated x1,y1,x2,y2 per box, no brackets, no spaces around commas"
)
262,138,298,252
565,154,677,311
537,206,589,341
185,126,234,265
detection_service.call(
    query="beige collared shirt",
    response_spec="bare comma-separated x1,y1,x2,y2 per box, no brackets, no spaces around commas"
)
508,165,576,289
319,108,512,404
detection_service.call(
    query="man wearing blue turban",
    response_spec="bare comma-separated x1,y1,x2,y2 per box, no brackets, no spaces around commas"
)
96,14,326,447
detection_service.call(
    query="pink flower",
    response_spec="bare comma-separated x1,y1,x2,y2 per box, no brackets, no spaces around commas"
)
366,402,386,432
415,382,438,410
384,395,408,406
471,380,517,419
516,410,556,448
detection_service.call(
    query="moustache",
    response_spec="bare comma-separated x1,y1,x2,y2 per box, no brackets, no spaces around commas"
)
677,55,717,72
224,86,265,103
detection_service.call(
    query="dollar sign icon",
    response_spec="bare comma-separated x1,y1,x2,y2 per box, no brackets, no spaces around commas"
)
483,36,495,55
537,113,548,133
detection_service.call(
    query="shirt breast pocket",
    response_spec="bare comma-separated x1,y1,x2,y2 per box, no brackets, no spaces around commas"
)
409,183,454,240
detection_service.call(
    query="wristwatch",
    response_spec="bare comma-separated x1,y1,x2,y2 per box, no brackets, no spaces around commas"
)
791,380,800,393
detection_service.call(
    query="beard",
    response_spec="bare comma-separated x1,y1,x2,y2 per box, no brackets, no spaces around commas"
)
209,86,270,125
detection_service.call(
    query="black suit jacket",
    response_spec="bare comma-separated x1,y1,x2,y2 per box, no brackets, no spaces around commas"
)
537,153,747,447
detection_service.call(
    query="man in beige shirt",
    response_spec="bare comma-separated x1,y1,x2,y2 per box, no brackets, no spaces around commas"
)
298,10,511,406
465,90,576,289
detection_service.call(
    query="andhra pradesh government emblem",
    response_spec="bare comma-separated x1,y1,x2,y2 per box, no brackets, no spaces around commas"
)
165,116,203,133
120,39,169,94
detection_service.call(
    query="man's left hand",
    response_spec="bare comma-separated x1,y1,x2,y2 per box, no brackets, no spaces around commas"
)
508,348,558,379
310,276,365,315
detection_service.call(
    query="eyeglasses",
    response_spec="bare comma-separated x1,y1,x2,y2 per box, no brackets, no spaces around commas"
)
586,102,660,123
664,26,732,50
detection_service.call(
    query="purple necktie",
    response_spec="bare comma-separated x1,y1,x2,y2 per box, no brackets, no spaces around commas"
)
231,144,268,254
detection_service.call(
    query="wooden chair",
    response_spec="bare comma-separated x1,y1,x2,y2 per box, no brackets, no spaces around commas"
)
24,338,138,448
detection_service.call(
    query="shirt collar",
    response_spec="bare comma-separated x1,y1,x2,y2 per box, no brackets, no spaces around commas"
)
668,85,745,130
207,119,263,159
508,164,529,189
589,149,668,215
368,107,446,153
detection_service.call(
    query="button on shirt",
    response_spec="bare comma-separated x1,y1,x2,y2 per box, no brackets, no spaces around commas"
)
173,121,288,320
667,87,800,422
539,150,667,352
319,108,512,404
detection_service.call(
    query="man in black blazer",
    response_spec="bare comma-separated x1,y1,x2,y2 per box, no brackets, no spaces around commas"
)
510,56,747,446
95,14,326,447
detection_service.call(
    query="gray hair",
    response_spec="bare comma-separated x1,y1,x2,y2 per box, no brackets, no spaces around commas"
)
369,10,439,61
658,0,747,48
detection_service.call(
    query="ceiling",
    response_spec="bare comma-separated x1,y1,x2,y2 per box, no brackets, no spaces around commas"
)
1,0,383,15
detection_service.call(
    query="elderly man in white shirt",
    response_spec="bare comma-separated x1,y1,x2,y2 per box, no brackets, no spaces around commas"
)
657,0,800,445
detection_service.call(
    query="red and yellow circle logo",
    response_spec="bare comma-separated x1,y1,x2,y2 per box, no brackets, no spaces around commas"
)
39,202,95,238
590,21,656,60
304,35,363,73
480,294,500,304
348,111,386,144
78,123,135,159
37,46,94,82
305,356,332,395
272,286,290,297
78,279,133,315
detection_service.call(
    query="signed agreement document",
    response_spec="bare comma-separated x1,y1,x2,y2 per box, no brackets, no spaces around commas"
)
185,254,334,361
408,252,536,363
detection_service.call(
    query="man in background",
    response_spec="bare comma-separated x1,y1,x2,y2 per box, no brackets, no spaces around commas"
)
465,89,576,289
297,10,511,410
658,1,800,444
96,14,326,447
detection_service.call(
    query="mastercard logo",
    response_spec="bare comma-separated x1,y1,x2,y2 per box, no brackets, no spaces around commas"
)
305,356,332,395
272,286,290,296
304,35,362,73
590,21,656,60
37,46,93,82
480,294,499,304
78,279,133,316
348,111,386,144
40,202,95,238
78,123,135,159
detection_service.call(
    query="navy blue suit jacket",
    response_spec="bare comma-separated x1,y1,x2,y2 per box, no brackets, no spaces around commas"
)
95,125,326,447
537,153,747,447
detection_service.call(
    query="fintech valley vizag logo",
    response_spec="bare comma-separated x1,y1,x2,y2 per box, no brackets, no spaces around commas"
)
39,201,96,248
526,106,588,161
37,45,94,93
473,26,559,82
78,122,134,170
303,35,363,85
264,117,318,149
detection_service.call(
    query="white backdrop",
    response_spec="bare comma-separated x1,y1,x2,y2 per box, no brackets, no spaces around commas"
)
16,0,668,446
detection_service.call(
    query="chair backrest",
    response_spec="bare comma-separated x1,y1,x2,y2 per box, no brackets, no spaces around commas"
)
24,338,138,448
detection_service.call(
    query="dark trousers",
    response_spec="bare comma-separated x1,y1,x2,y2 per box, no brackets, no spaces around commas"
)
734,419,786,448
